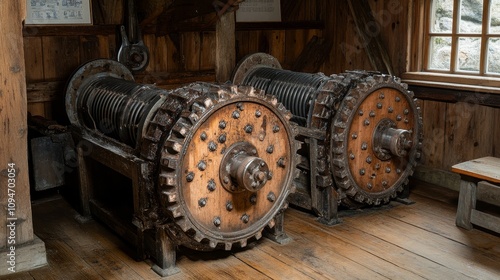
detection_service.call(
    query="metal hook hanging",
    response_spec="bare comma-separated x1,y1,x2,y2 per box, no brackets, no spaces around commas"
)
117,0,150,73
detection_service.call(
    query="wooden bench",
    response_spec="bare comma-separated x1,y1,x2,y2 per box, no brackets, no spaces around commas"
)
452,157,500,234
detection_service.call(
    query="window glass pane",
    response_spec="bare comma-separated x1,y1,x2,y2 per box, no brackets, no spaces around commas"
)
431,0,454,33
459,0,483,33
429,36,452,70
457,37,481,72
490,0,500,34
487,38,500,73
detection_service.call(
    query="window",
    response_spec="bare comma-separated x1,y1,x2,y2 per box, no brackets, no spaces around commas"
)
404,0,500,92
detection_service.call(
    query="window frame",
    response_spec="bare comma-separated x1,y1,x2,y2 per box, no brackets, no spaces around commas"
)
403,0,500,93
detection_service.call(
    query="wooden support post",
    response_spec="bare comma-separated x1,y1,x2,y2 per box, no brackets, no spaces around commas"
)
309,138,341,225
152,228,180,277
76,142,92,218
264,210,291,245
0,1,47,275
215,11,236,83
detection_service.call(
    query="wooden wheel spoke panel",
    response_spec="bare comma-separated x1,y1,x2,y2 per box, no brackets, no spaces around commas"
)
159,85,299,250
331,75,423,205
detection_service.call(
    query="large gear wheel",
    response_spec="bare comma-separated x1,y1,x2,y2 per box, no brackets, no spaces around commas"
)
330,74,422,206
158,83,299,250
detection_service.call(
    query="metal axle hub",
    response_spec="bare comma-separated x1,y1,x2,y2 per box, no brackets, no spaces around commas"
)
220,142,270,193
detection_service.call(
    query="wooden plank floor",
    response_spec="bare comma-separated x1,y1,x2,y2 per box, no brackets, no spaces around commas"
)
3,181,500,279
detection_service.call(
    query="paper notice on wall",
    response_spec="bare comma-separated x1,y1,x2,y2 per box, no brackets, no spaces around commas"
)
236,0,281,22
26,0,92,25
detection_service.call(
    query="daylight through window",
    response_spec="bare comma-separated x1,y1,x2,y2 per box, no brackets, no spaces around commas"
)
427,0,500,75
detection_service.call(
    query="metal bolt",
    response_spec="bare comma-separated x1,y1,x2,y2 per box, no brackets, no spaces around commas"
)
208,141,217,152
213,217,221,227
232,111,240,119
367,183,373,190
377,103,383,109
251,149,257,155
352,133,358,139
207,179,216,191
350,153,355,160
255,110,262,117
366,156,372,164
379,93,385,99
198,198,207,207
266,145,274,154
250,194,257,205
267,192,276,202
223,176,230,184
219,120,227,129
364,119,371,126
404,118,409,124
404,109,409,115
200,132,207,141
273,125,280,133
388,107,394,113
358,110,364,116
277,157,286,168
396,115,402,121
369,111,376,117
237,102,244,111
360,169,366,176
186,172,195,182
244,124,253,133
198,160,207,171
218,134,226,144
241,214,249,224
396,169,402,174
395,97,401,102
382,181,388,187
226,201,233,211
267,171,273,180
375,163,381,170
361,142,368,150
385,167,391,173
255,171,266,182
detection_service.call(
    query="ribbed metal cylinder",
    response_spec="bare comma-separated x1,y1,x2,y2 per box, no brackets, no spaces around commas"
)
76,76,162,146
242,67,329,121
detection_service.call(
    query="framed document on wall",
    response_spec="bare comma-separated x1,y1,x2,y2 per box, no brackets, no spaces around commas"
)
236,0,281,22
26,0,92,25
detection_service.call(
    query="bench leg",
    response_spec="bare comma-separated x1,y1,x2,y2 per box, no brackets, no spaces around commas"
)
456,180,476,230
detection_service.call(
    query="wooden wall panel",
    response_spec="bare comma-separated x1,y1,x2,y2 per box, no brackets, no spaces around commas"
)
143,34,157,73
24,37,46,117
92,0,124,24
284,29,305,69
182,32,201,71
80,35,110,63
443,102,495,170
495,109,500,157
200,32,216,71
247,31,261,55
41,36,80,80
420,100,446,169
154,36,170,72
266,30,286,63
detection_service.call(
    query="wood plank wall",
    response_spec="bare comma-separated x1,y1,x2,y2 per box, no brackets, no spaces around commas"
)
22,0,500,174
